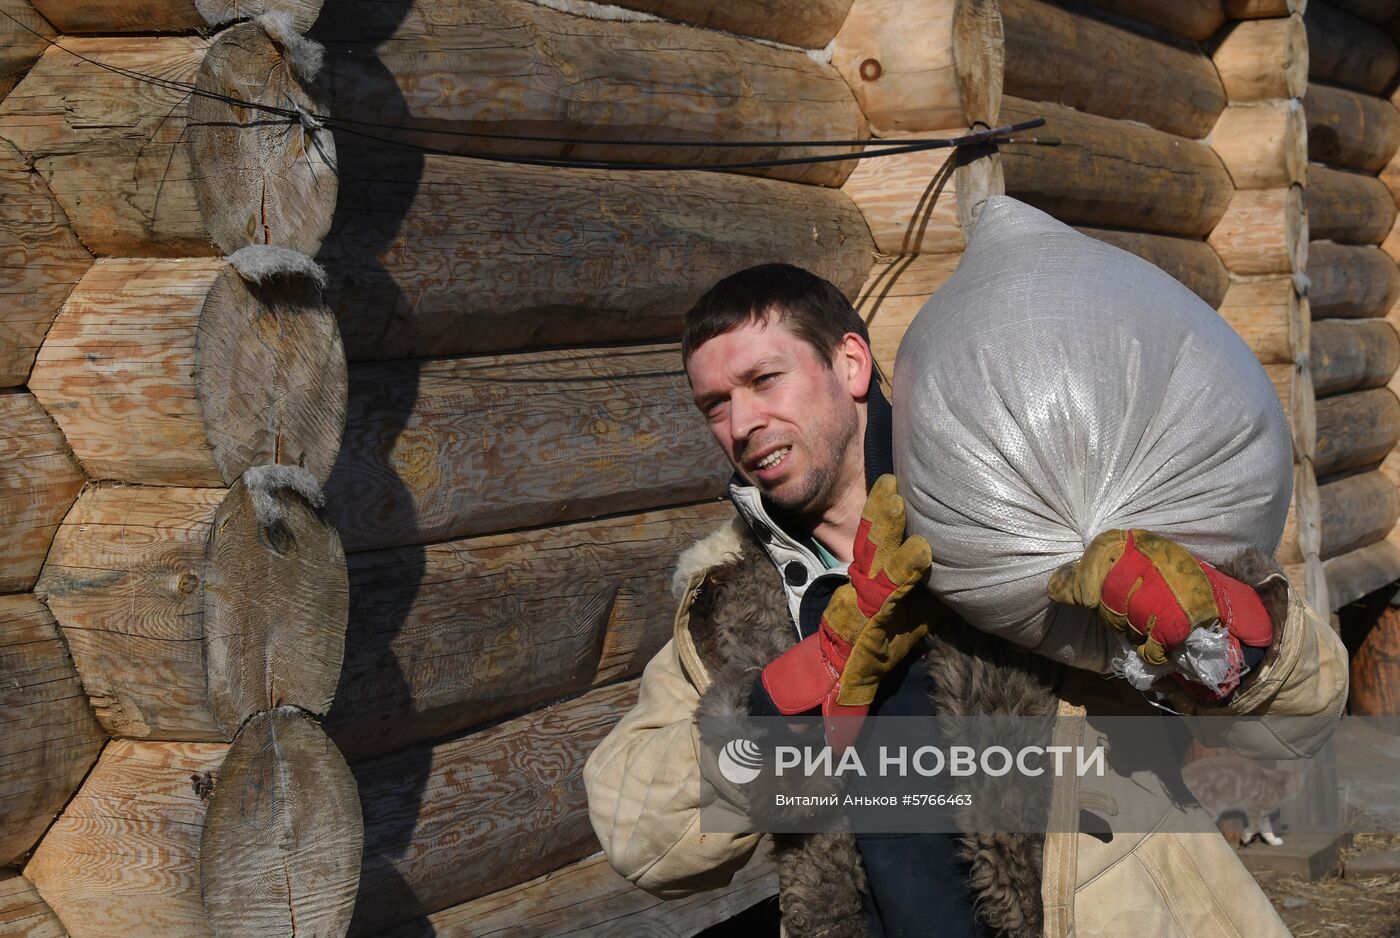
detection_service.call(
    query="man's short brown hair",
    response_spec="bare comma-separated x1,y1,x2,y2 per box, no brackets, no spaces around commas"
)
681,264,870,367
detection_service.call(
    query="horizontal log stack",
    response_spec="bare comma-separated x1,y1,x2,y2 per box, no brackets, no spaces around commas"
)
1302,1,1400,609
1,11,365,938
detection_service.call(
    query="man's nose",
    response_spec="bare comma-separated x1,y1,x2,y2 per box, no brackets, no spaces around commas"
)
729,393,767,443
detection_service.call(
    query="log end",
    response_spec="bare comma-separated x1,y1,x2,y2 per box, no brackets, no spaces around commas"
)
188,22,337,256
201,708,362,938
203,476,348,737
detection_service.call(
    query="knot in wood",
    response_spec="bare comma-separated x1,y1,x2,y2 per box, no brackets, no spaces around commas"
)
859,58,882,81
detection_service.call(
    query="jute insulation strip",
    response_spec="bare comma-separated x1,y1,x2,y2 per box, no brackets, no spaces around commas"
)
0,25,336,257
36,479,347,740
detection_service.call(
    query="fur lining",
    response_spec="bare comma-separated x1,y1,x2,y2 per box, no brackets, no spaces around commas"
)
681,518,1058,938
671,518,746,600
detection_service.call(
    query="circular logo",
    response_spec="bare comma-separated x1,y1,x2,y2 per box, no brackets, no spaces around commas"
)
718,738,763,784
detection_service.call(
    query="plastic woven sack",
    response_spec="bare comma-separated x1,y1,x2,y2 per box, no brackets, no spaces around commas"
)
891,197,1293,675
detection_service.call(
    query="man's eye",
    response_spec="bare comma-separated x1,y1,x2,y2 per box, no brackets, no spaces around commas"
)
755,372,780,386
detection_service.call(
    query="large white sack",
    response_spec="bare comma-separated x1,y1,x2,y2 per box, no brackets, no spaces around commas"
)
892,196,1293,674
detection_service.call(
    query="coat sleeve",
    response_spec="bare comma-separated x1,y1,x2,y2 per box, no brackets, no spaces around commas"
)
582,638,764,898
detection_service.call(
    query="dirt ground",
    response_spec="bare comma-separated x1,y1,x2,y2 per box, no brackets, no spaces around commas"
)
1254,834,1400,937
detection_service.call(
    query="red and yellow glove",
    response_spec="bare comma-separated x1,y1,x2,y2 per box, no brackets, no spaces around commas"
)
1048,529,1274,700
760,475,935,747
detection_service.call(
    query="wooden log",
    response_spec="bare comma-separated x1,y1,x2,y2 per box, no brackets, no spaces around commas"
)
0,27,336,258
37,479,348,740
1071,227,1228,307
855,253,961,375
28,0,320,32
1266,361,1308,443
1306,1,1400,94
1000,0,1226,140
1225,0,1304,17
999,98,1233,238
1319,470,1400,557
1,391,84,594
1207,186,1308,275
1216,277,1303,364
327,502,730,762
350,681,639,935
1280,457,1323,563
0,137,91,389
0,595,104,868
1350,605,1400,715
1212,15,1308,102
1312,319,1400,395
591,0,852,47
25,739,227,938
382,847,778,938
1315,387,1400,476
0,871,65,938
325,345,730,552
1385,213,1400,264
1307,165,1398,245
0,0,52,102
829,0,1003,133
322,146,875,362
201,708,361,938
1075,0,1226,40
1307,241,1400,319
29,257,345,487
315,0,863,188
1305,82,1400,173
1323,530,1400,606
1210,101,1307,190
840,132,1004,256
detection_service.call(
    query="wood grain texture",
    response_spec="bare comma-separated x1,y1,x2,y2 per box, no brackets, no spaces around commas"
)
1076,0,1225,39
29,258,345,486
1000,97,1233,237
325,345,730,552
0,137,90,388
1315,388,1400,476
0,0,52,102
28,0,320,32
1311,318,1400,395
37,485,226,740
1213,15,1308,101
202,476,348,738
1001,0,1226,139
316,0,863,187
1307,241,1400,319
327,502,728,762
1225,0,1303,17
0,871,65,938
350,681,640,935
25,739,227,938
1323,531,1400,607
1210,101,1307,189
320,147,874,362
1217,277,1302,364
0,28,335,257
1078,226,1230,308
1307,164,1398,245
1351,605,1400,716
381,847,777,938
841,133,969,255
854,253,962,375
830,0,1003,133
1319,470,1400,557
1207,186,1308,275
1280,457,1322,565
0,391,84,594
0,595,104,868
201,708,361,938
1305,82,1400,173
1306,0,1400,94
597,0,852,46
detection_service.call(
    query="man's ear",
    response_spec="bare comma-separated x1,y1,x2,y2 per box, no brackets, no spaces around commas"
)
836,332,874,400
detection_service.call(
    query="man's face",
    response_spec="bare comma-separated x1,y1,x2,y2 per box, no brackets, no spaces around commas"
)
686,316,865,518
